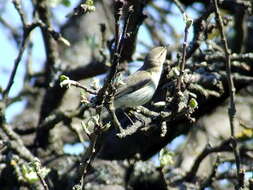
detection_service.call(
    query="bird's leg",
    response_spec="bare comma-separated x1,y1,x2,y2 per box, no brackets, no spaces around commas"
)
132,113,146,127
122,110,134,125
127,109,146,127
107,101,124,133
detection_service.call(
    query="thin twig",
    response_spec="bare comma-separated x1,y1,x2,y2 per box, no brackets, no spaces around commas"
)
181,138,233,182
97,5,133,100
171,0,185,14
1,124,34,162
212,0,236,136
114,1,121,51
60,79,97,95
212,0,243,188
108,101,124,133
3,34,29,99
34,167,49,190
117,5,134,58
12,0,26,26
3,2,41,99
177,22,190,91
96,5,133,132
107,6,133,132
172,1,192,92
186,6,214,59
80,131,100,190
78,7,134,188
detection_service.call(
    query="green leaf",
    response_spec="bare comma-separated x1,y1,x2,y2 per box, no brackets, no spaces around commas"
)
86,0,94,6
159,148,174,168
21,158,50,184
60,75,69,82
62,0,71,7
189,98,198,109
22,164,39,184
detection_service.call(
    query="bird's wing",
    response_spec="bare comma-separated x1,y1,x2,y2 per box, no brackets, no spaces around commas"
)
115,71,155,99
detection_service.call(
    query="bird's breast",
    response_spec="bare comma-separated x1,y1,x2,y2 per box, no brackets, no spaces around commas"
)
149,67,163,87
114,82,156,109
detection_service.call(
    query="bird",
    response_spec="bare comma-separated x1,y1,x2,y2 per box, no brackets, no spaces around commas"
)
113,46,167,109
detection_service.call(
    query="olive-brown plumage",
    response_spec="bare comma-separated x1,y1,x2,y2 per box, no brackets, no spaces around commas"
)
114,46,167,109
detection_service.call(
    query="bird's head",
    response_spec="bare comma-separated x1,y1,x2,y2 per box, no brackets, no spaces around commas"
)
143,46,167,69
